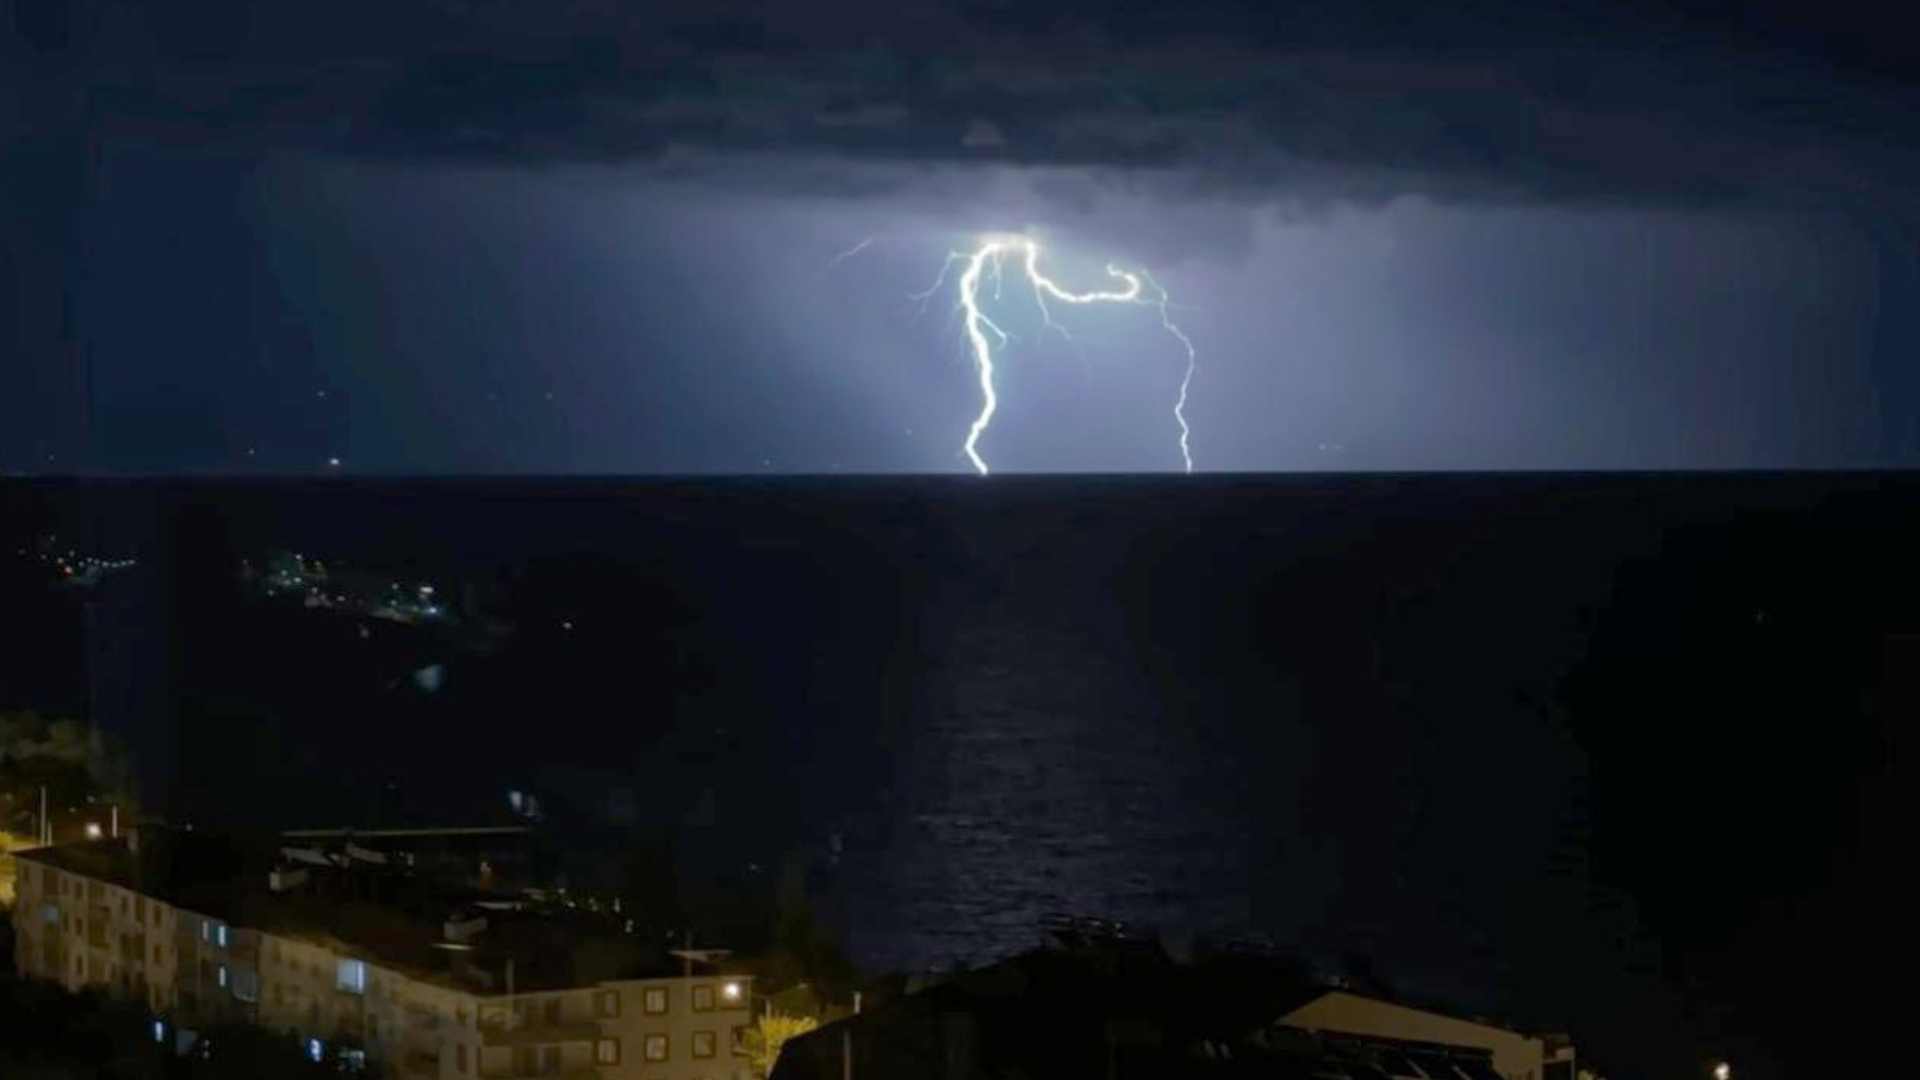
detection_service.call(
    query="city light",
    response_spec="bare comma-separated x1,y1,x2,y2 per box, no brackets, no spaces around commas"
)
84,822,103,840
723,981,742,1001
1713,1064,1732,1080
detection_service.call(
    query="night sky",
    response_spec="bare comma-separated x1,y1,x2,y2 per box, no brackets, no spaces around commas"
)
5,0,1919,474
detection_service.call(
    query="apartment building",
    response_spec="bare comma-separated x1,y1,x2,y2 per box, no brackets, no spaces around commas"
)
11,831,755,1080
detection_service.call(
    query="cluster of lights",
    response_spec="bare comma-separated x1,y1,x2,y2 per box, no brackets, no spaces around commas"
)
18,538,138,581
252,553,446,622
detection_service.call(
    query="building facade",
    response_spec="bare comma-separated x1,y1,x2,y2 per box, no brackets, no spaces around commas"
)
1281,990,1575,1080
12,845,755,1080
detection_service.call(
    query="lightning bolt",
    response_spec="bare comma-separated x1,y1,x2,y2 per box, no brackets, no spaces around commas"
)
1144,271,1197,475
830,236,875,265
935,234,1196,475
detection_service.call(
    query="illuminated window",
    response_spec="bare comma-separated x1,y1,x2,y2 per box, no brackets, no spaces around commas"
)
153,1020,166,1043
308,1038,325,1064
594,990,620,1018
643,987,668,1014
217,965,228,988
336,959,368,995
644,1034,668,1061
596,1038,621,1065
692,1031,716,1058
201,920,210,943
692,984,714,1011
216,924,229,948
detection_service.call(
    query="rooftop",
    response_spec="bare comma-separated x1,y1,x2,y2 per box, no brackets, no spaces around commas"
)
772,941,1515,1080
15,830,252,920
15,829,713,996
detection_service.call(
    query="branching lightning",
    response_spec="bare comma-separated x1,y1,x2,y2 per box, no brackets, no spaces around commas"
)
830,236,876,265
926,234,1196,475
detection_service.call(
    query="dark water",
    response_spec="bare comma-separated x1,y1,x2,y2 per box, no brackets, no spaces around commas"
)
4,473,1913,1074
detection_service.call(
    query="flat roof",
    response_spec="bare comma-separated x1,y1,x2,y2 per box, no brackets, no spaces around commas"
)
16,834,730,996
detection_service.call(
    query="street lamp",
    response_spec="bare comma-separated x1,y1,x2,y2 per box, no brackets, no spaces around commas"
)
1713,1063,1732,1080
84,822,103,840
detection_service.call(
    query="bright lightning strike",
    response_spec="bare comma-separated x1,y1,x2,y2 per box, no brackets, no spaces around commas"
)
934,235,1196,475
1143,271,1197,475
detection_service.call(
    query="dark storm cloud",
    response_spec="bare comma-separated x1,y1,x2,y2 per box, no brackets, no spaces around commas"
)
11,0,1919,209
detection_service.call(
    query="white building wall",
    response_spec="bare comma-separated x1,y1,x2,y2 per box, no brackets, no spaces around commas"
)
10,855,756,1080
